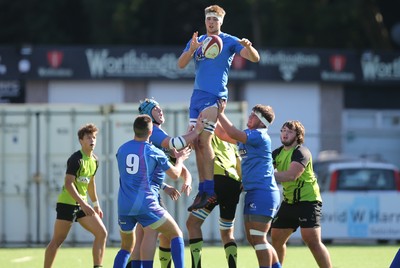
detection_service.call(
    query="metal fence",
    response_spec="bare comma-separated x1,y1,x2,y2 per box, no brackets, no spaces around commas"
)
0,102,247,247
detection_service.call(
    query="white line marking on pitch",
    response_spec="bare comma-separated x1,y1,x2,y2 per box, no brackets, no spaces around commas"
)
11,256,33,263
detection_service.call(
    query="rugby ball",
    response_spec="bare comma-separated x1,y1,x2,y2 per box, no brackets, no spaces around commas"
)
202,35,223,59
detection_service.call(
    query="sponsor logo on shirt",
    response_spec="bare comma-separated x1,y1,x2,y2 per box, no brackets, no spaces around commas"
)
77,176,90,184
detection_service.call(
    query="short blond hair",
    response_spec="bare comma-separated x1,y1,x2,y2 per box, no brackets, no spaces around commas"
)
205,5,226,20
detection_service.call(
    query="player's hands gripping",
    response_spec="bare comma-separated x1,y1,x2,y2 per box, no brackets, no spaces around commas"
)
173,147,191,163
195,113,206,135
189,31,202,54
217,99,227,114
238,38,253,48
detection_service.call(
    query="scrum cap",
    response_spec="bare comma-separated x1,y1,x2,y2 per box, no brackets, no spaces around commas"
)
138,98,159,123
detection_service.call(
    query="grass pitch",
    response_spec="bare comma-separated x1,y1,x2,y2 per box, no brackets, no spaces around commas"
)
0,244,398,267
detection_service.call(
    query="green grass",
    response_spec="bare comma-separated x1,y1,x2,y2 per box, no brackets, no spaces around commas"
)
0,244,398,267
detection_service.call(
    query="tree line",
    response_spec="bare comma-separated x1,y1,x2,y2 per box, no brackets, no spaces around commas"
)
1,0,399,50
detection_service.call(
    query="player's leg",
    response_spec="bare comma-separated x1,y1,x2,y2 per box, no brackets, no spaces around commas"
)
220,225,237,268
44,219,72,268
301,227,332,268
244,219,280,267
154,212,184,268
139,226,159,268
187,137,206,211
158,233,172,268
125,224,144,268
270,201,298,265
114,231,135,268
187,91,219,210
270,228,293,265
156,194,172,268
299,202,332,268
243,190,281,267
186,211,207,268
78,213,108,267
216,175,242,268
191,106,218,210
114,215,136,268
187,94,206,211
44,203,77,268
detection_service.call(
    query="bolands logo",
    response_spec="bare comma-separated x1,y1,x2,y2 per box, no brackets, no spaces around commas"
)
321,54,354,81
38,50,72,77
47,50,64,68
329,55,346,72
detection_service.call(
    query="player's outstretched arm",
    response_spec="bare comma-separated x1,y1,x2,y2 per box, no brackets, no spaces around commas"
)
217,100,247,144
178,32,201,69
161,115,204,150
238,38,260,63
165,147,191,179
179,164,192,196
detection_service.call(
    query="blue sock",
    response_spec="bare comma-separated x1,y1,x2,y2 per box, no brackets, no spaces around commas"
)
198,182,204,193
124,260,132,268
272,262,282,268
390,249,400,268
203,180,214,194
131,260,142,268
113,249,130,268
171,237,185,268
141,260,153,268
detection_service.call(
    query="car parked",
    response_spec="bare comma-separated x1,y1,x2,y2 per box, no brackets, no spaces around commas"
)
318,161,400,192
313,150,360,190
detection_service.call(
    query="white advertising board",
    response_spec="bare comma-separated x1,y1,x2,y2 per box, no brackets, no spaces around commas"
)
290,192,400,242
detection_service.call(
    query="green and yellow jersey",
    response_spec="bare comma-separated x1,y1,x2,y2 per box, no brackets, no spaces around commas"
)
272,145,321,204
57,150,99,205
212,135,241,182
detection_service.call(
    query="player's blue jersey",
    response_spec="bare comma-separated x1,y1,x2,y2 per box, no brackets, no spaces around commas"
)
184,32,244,99
116,139,171,215
149,125,170,187
150,125,168,150
238,128,279,192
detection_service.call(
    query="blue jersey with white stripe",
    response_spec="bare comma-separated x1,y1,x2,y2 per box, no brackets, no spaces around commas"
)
238,128,279,192
116,139,171,215
183,32,244,99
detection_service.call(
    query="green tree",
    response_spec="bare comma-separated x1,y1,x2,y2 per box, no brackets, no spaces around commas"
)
0,0,398,49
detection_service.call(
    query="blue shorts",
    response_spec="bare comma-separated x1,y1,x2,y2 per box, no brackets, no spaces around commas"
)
189,90,222,121
243,189,280,218
118,208,166,232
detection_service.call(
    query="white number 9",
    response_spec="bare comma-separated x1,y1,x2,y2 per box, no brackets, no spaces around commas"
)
126,154,139,174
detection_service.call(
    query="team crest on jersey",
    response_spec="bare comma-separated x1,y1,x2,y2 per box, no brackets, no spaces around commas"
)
195,47,206,61
249,202,257,211
239,149,247,156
